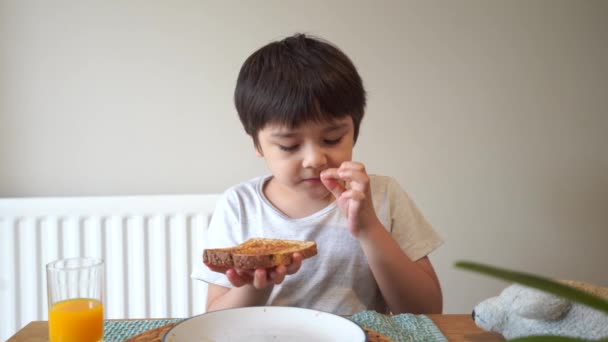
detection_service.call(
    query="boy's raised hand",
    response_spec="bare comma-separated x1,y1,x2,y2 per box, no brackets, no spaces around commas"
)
207,253,303,289
321,161,381,236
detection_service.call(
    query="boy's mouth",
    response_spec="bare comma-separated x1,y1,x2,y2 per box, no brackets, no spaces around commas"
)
302,177,322,183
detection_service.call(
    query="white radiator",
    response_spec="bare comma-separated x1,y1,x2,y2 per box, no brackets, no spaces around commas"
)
0,194,218,341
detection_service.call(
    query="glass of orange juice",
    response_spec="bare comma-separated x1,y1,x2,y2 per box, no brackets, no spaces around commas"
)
46,257,104,342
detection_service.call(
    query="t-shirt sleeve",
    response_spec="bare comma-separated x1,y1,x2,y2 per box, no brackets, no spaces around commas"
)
387,178,444,261
190,191,241,288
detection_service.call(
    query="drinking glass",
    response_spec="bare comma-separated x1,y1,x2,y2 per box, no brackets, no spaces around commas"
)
46,257,104,342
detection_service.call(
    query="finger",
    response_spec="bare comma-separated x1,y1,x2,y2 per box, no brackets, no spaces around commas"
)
226,269,248,287
286,253,303,275
336,164,369,192
236,268,255,278
252,268,269,289
339,189,367,203
338,161,366,172
320,169,346,199
206,264,230,274
270,264,287,284
337,161,366,178
338,189,366,231
348,196,362,234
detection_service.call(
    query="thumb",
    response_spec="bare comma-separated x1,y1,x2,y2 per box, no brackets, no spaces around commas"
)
320,169,345,199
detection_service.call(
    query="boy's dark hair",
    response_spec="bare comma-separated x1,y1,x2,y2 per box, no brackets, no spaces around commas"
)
234,33,366,148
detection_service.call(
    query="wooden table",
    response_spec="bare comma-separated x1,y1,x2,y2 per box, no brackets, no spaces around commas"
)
8,314,504,341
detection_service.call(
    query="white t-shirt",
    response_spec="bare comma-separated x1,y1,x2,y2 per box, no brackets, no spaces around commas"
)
191,174,443,315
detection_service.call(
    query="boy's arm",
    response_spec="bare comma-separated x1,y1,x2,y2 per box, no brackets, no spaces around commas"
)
359,222,443,314
206,283,272,311
321,163,442,314
205,255,303,311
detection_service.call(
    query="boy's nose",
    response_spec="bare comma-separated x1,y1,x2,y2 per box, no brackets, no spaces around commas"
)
302,146,327,169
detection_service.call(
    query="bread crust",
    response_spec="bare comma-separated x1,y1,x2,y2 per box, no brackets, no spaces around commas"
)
203,238,317,270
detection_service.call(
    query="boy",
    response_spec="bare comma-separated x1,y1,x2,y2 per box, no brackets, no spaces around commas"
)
192,33,443,315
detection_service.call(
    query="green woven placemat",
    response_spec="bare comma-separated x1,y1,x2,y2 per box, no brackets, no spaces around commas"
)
102,311,447,342
350,310,448,342
103,319,184,342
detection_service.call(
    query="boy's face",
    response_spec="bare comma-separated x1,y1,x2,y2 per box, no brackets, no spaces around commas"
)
256,116,355,200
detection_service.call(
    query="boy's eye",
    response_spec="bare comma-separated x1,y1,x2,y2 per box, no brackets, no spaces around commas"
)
279,144,299,152
324,137,343,145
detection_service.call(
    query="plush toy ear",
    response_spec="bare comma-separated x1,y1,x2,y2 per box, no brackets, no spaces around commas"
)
511,284,572,320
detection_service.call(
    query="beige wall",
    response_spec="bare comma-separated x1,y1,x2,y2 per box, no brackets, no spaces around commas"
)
1,0,607,313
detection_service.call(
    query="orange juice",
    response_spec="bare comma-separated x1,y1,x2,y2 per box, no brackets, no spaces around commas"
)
49,298,103,342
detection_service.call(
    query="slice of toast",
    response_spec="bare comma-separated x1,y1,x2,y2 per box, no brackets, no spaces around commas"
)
203,238,317,270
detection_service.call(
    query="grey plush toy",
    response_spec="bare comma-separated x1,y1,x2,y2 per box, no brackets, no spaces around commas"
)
473,280,608,340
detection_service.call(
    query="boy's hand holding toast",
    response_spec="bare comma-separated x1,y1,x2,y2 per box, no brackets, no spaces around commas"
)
206,255,302,289
203,238,316,289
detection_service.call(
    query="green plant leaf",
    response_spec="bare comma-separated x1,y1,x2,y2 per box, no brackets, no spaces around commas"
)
455,261,608,314
508,336,596,342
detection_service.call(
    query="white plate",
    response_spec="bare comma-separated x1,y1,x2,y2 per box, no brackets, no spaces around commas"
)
162,306,366,342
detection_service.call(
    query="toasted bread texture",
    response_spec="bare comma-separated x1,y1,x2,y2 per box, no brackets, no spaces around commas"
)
203,238,317,270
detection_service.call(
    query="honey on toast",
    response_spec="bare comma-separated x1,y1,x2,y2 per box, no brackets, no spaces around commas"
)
203,238,317,270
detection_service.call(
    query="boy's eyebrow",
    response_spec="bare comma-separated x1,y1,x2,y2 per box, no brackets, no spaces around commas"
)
270,123,350,138
270,131,298,138
322,123,350,132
